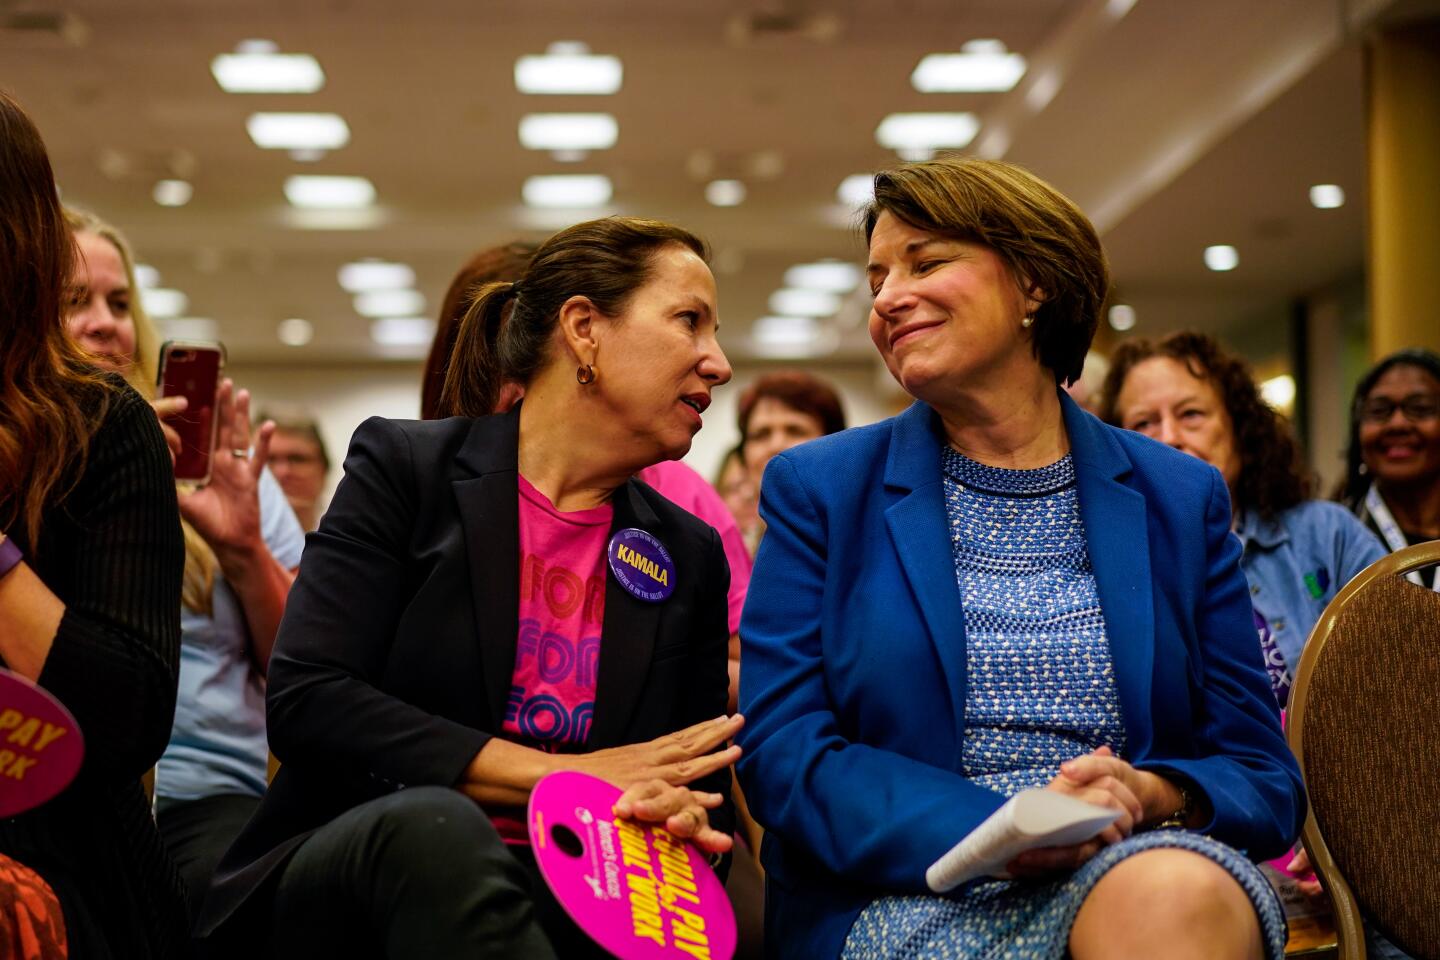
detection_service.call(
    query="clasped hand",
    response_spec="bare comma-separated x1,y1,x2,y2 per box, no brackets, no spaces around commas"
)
1006,745,1170,877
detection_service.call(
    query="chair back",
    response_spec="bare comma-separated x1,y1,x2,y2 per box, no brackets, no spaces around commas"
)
1287,539,1440,960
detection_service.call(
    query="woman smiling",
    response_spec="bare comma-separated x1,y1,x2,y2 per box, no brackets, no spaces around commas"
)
737,158,1302,960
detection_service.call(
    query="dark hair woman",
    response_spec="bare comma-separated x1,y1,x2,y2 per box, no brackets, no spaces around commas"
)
0,92,187,957
737,158,1303,960
1101,331,1385,709
420,241,539,420
1338,348,1440,591
199,217,739,959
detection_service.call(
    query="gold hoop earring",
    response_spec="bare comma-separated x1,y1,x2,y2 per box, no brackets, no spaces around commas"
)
576,364,596,385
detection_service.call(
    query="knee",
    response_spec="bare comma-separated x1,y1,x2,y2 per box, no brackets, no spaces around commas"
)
366,787,501,867
1089,849,1254,925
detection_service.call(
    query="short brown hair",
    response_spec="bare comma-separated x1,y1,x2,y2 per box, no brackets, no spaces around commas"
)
440,217,708,418
1099,331,1311,520
862,157,1108,386
421,241,538,420
737,370,846,439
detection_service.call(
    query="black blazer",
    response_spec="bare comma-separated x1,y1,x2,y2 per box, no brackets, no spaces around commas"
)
199,408,733,935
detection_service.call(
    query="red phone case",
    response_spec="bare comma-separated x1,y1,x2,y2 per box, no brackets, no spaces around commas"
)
157,341,224,484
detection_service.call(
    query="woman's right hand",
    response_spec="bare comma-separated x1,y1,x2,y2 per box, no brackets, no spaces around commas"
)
573,714,744,790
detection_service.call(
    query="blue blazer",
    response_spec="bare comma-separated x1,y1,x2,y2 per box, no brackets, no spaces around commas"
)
735,394,1305,959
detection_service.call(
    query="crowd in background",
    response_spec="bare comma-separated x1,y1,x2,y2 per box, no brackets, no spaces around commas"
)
3,86,1439,959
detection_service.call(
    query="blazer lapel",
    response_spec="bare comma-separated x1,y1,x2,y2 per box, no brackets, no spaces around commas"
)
1063,395,1156,757
883,403,969,754
453,409,523,732
585,480,663,748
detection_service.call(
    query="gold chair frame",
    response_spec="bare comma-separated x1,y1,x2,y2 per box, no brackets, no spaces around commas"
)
1285,538,1440,960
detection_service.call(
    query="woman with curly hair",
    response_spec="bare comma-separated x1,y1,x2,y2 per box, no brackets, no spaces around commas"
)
1100,331,1385,710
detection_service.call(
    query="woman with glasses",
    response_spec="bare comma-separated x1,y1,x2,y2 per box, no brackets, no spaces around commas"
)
1338,348,1440,592
1102,331,1385,713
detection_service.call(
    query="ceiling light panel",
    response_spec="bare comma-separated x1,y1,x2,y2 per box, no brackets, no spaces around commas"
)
339,260,415,292
518,113,618,151
1203,245,1239,272
247,113,350,150
134,264,161,289
284,175,375,209
769,288,842,317
142,288,189,318
370,317,436,347
212,52,325,93
705,180,746,207
153,179,193,207
522,174,613,208
875,113,980,155
784,261,862,294
838,173,874,207
751,315,840,358
911,40,1027,93
354,288,427,318
277,318,314,346
515,47,623,94
1310,184,1345,209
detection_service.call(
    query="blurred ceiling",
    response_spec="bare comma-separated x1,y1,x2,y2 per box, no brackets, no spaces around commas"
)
0,0,1414,365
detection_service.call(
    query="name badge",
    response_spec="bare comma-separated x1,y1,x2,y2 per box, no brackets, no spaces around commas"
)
608,528,676,603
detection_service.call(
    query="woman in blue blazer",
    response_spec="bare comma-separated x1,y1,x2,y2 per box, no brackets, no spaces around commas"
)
736,159,1304,960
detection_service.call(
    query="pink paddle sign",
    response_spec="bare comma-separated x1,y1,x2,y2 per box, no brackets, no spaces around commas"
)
0,668,84,818
528,770,736,960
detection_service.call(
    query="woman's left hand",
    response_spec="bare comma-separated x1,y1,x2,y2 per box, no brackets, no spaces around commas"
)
177,379,275,560
613,779,732,855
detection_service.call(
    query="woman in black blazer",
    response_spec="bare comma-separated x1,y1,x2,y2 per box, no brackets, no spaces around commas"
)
201,217,739,959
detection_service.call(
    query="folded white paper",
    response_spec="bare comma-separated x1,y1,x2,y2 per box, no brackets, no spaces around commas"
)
926,789,1121,892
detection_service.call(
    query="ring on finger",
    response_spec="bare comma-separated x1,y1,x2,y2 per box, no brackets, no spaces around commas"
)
231,448,250,459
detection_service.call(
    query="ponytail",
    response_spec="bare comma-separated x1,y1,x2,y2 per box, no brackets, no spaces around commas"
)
437,281,518,418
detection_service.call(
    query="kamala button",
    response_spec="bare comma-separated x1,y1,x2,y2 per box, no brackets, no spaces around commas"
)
607,528,676,603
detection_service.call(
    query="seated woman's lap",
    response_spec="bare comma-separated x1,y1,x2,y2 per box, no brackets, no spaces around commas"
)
266,787,557,960
843,832,1285,960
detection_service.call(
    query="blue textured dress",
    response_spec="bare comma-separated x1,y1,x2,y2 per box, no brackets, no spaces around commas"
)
841,449,1287,960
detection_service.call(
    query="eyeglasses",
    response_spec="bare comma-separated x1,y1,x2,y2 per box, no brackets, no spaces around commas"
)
1359,395,1440,424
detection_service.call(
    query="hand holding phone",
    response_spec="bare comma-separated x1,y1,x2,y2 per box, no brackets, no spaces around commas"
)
157,341,224,484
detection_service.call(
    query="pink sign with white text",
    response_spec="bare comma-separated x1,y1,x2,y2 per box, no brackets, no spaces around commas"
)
0,669,84,817
528,770,736,960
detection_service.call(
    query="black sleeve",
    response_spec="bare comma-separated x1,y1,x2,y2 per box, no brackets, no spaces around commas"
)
36,386,183,780
265,417,489,789
684,525,735,840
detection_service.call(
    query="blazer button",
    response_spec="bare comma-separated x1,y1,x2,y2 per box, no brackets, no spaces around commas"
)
1250,584,1260,595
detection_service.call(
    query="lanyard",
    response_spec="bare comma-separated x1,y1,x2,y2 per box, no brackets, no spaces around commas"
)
1364,484,1440,591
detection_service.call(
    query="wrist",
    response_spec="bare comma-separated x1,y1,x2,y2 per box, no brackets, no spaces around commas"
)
1147,776,1195,830
212,535,270,577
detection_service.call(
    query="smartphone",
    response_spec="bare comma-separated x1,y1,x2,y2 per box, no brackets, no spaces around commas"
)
157,340,225,485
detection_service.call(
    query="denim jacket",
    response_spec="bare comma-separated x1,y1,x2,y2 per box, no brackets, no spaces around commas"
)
1237,499,1387,674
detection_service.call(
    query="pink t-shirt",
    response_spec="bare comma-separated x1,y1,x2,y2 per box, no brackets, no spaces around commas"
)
496,475,612,843
638,460,752,634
